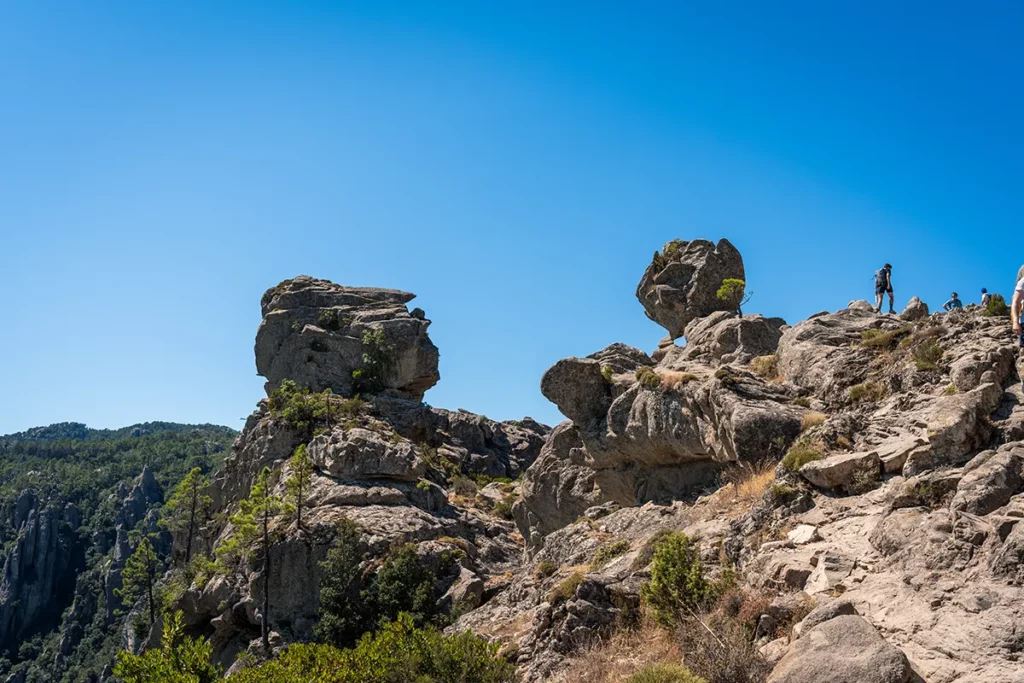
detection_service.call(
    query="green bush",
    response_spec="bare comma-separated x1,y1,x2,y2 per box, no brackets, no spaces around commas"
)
640,532,719,627
114,611,221,683
601,365,614,383
229,613,515,683
790,397,812,408
268,380,336,434
860,327,910,350
636,366,661,390
849,381,885,403
318,309,341,331
491,495,515,520
781,447,824,472
351,329,396,393
716,279,749,315
913,338,943,371
627,663,708,683
548,571,585,605
534,561,557,579
983,293,1011,317
591,540,630,570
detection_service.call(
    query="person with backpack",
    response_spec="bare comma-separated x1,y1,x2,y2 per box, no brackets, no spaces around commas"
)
981,288,991,307
943,292,963,312
874,263,894,314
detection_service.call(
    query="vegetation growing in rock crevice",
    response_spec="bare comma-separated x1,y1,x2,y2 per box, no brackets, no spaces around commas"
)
716,279,751,317
640,532,722,626
849,380,885,403
781,445,824,472
351,328,397,394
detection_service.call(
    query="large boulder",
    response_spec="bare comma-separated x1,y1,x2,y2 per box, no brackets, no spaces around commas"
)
677,311,787,366
307,427,426,482
635,238,745,339
254,276,440,400
768,615,912,683
899,296,929,321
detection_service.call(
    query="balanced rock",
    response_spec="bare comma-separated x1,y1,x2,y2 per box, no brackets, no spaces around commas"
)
635,238,745,339
255,276,440,400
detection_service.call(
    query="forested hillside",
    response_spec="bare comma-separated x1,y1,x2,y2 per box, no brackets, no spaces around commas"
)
0,422,236,683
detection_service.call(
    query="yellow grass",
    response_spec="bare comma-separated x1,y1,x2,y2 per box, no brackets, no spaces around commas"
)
561,622,683,683
659,370,699,391
706,460,776,518
800,411,827,432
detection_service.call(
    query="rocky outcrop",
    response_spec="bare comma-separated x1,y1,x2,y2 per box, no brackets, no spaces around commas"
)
678,311,786,366
116,466,163,529
899,296,929,321
255,276,440,400
512,423,612,549
0,504,79,651
636,238,745,338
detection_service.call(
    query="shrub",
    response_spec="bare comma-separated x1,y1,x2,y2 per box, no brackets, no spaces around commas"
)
602,365,614,383
318,308,341,331
983,293,1011,317
640,533,718,626
115,611,221,683
591,540,630,570
749,355,778,380
913,338,943,371
534,561,557,579
678,613,771,683
781,447,824,472
716,279,751,317
662,239,685,261
627,663,708,683
790,396,811,408
768,483,798,503
849,381,885,403
351,328,396,393
549,571,585,605
660,371,698,391
268,380,335,435
721,461,775,505
230,613,514,683
636,366,661,390
943,384,958,396
860,327,910,350
491,495,515,520
373,544,440,629
799,412,827,432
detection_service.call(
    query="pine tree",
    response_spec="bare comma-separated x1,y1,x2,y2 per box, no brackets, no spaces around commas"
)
216,467,291,652
163,467,212,565
114,610,221,683
286,444,314,533
117,536,161,631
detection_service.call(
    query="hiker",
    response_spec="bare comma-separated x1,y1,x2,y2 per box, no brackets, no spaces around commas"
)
874,263,894,314
943,293,963,312
981,288,991,307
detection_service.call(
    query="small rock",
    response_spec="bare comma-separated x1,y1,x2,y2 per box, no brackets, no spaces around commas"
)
787,525,821,545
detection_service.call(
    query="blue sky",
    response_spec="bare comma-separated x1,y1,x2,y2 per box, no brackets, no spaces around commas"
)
1,2,1021,434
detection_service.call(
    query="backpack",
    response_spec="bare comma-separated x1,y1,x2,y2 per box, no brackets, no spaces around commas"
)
874,268,888,288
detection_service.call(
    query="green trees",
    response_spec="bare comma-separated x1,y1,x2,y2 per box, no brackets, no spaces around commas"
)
716,278,752,317
351,329,396,393
113,611,221,683
216,467,291,652
314,521,371,647
286,445,315,533
983,293,1011,317
268,381,337,436
163,467,212,565
314,527,445,649
117,536,162,632
640,532,719,627
226,613,515,683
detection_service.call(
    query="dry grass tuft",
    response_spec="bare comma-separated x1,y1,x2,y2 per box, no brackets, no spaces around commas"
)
708,461,776,518
562,622,683,683
799,411,827,432
749,355,779,380
660,371,699,391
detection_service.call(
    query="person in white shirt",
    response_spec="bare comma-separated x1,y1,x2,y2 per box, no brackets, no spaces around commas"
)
981,288,990,307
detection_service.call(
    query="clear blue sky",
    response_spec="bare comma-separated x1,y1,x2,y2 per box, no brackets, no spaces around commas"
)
1,2,1022,434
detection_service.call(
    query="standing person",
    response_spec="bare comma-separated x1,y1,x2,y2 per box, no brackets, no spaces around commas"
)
981,288,991,307
874,263,894,314
943,293,963,312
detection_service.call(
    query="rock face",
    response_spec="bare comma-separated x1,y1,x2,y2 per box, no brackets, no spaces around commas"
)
636,238,745,339
254,276,440,400
0,505,78,651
